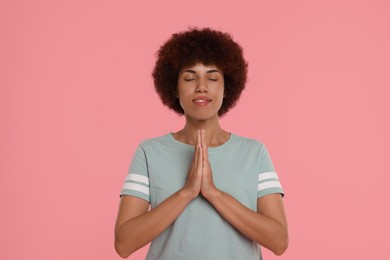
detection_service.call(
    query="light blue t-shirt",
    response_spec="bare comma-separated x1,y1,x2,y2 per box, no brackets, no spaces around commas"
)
120,133,284,260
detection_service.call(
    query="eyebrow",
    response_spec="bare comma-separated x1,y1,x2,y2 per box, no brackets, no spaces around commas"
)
182,69,221,74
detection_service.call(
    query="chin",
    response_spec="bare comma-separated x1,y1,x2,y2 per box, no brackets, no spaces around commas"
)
185,112,219,122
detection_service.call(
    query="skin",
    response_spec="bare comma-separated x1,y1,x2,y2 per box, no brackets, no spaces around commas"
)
114,63,288,258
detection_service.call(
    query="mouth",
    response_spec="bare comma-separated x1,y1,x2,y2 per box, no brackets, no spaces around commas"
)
192,96,211,105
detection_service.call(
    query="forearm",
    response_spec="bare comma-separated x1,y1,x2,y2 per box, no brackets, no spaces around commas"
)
206,190,288,255
115,190,192,258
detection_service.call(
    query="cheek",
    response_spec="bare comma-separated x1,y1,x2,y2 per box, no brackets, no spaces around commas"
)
214,89,225,109
177,89,190,103
217,95,224,108
177,82,194,96
177,89,191,111
216,85,225,100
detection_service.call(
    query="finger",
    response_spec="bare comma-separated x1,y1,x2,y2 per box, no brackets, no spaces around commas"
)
197,129,201,147
195,131,202,169
194,130,200,169
200,129,204,147
197,130,203,171
201,130,208,161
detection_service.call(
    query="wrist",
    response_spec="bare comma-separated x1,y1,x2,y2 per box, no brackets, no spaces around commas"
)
178,188,198,202
203,186,222,202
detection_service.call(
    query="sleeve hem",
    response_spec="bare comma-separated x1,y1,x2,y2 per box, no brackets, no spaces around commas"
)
120,190,150,202
257,187,285,198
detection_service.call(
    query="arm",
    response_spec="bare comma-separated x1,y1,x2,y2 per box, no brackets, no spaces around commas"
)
114,131,204,258
199,130,288,255
114,191,193,258
204,191,288,255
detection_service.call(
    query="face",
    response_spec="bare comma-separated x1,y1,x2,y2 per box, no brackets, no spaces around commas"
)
177,63,224,121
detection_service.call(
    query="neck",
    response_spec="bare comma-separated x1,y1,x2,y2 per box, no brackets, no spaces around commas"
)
173,115,230,147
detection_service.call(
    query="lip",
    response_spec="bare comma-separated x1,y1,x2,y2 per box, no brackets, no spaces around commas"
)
192,96,211,101
192,96,212,106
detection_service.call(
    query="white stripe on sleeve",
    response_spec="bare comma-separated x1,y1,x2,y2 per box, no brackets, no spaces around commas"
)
125,173,149,185
122,182,150,196
258,172,279,181
257,181,282,192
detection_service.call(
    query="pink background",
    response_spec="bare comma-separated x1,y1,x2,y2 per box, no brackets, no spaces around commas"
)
1,0,389,259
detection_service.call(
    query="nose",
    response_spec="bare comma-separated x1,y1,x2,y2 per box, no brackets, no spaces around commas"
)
195,77,207,93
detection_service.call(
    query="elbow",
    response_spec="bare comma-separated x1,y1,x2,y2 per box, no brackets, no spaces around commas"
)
114,239,133,259
273,244,288,256
272,235,288,256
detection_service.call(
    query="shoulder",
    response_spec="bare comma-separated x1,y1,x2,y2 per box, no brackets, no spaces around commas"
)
138,133,172,150
230,133,266,151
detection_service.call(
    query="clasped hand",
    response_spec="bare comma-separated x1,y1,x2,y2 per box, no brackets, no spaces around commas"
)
182,129,217,200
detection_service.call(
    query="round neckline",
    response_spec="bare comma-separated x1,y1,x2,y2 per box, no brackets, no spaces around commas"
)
167,132,234,152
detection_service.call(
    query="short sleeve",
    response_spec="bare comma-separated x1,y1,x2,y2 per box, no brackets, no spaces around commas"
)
120,145,150,202
257,144,284,198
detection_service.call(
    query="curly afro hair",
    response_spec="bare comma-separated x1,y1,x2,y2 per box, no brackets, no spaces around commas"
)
152,27,248,117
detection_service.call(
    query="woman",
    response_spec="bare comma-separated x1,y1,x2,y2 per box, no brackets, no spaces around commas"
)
114,28,288,259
